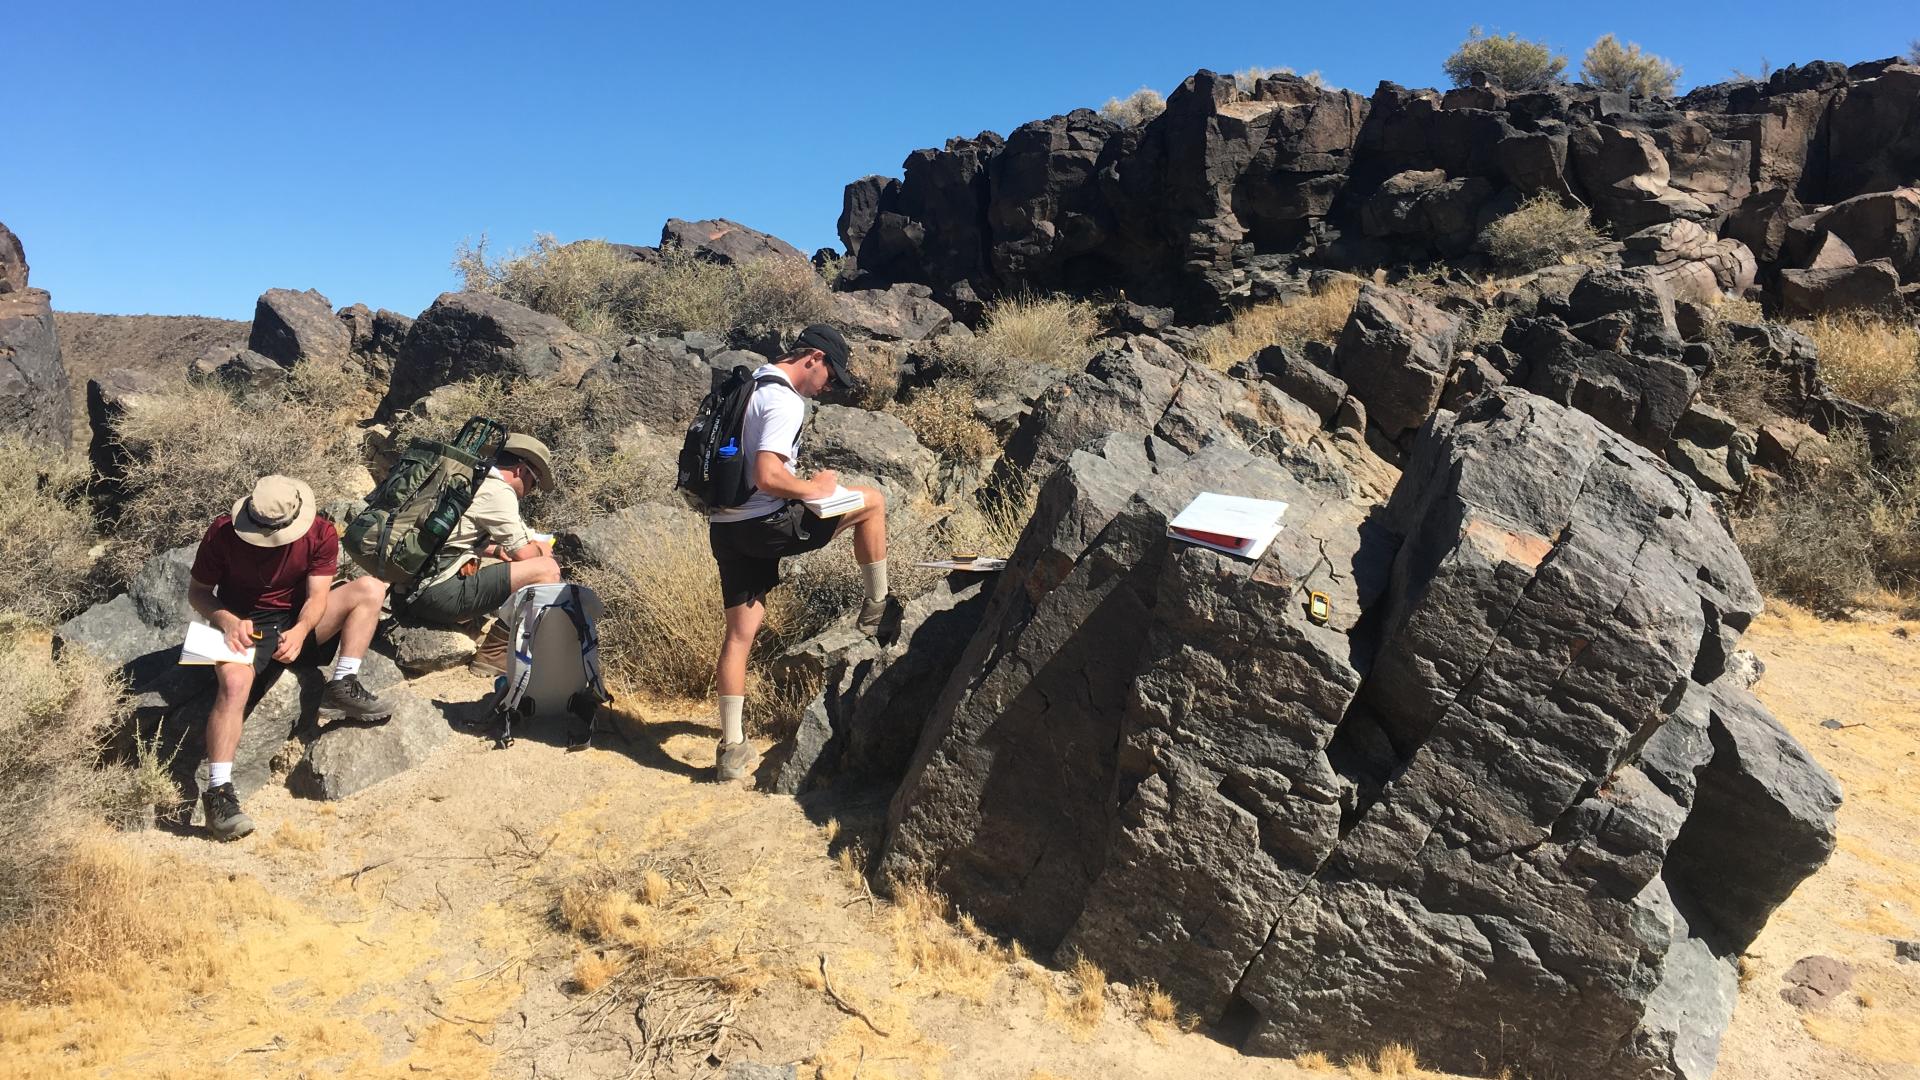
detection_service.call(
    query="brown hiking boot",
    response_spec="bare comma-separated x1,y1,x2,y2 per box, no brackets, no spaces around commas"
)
469,620,509,678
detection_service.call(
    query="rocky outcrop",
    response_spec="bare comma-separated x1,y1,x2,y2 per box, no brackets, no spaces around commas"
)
661,217,807,266
249,287,351,367
0,222,71,448
381,291,603,417
875,389,1836,1080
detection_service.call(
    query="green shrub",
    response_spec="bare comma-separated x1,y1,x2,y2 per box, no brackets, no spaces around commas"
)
1098,88,1165,128
1581,34,1682,97
1479,195,1604,270
0,440,101,623
1443,28,1567,90
454,234,831,342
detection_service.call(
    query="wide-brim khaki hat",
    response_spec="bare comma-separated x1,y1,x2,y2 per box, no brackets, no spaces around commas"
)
503,433,555,494
231,474,317,547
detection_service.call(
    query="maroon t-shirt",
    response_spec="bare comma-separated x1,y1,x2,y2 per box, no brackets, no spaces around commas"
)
189,515,339,614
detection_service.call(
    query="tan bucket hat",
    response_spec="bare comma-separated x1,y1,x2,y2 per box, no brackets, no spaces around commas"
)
231,474,317,547
502,433,555,494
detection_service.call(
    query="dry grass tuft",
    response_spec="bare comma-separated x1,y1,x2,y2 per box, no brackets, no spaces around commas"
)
1795,313,1920,411
270,823,325,853
0,625,130,949
0,439,100,623
1057,952,1108,1035
1372,1043,1423,1077
572,514,721,700
1196,277,1362,371
456,234,831,342
893,381,998,462
1295,1050,1336,1070
107,366,365,581
638,869,672,906
569,948,626,994
977,294,1100,375
1480,194,1605,271
886,878,1009,1003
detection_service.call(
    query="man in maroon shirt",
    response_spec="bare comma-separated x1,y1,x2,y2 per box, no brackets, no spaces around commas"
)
186,474,392,840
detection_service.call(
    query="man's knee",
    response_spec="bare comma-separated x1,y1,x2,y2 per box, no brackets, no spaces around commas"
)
214,663,254,704
344,575,387,607
531,556,561,584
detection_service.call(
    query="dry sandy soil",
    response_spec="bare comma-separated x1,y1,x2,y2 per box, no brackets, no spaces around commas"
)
1,602,1914,1080
51,311,250,434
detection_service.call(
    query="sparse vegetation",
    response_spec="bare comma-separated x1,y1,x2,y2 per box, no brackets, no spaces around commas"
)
976,294,1100,379
1196,276,1363,371
455,234,831,342
106,363,368,581
1234,65,1327,91
1582,34,1682,97
1099,87,1165,128
1443,28,1567,90
1480,194,1606,271
0,439,101,623
894,381,998,462
1795,313,1920,411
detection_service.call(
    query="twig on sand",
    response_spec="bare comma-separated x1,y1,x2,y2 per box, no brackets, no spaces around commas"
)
818,954,888,1036
221,1037,285,1064
342,858,394,889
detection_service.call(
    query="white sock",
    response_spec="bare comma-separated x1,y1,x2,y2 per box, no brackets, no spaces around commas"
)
331,655,362,682
719,695,745,745
208,762,233,789
861,559,889,604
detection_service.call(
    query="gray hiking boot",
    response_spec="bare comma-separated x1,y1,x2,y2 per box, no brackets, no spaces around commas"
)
715,739,760,784
857,596,904,645
320,674,395,719
201,783,254,841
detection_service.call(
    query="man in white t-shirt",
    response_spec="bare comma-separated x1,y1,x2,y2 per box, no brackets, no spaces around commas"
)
706,323,894,782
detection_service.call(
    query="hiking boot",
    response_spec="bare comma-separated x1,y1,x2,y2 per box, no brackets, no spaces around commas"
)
715,739,760,784
468,621,509,678
857,595,904,646
201,783,254,841
320,674,395,719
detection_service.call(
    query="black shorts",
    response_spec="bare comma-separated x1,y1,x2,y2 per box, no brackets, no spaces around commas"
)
709,501,840,608
237,608,296,673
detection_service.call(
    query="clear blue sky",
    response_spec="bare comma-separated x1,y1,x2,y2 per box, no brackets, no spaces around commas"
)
6,1,1911,319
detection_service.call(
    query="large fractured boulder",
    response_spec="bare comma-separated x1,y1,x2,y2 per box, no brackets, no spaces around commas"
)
382,291,603,417
805,405,940,502
0,223,70,449
248,287,351,368
1778,258,1904,317
1333,284,1462,436
879,389,1833,1080
1506,316,1697,450
576,335,723,433
290,693,451,800
831,283,953,342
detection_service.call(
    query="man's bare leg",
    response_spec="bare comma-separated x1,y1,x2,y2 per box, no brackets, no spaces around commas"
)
834,487,895,636
715,597,767,781
202,660,258,839
314,576,397,716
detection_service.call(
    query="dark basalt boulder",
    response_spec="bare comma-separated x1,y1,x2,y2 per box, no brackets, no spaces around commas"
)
249,287,351,368
381,291,602,418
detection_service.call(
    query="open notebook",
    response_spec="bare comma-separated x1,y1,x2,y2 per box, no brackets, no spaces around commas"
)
180,620,256,665
1166,492,1288,560
803,485,866,518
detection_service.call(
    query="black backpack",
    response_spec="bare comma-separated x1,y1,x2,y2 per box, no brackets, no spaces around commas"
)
676,367,785,512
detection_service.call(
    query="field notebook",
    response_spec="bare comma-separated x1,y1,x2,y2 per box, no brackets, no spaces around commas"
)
803,485,866,518
1166,492,1289,560
180,620,256,665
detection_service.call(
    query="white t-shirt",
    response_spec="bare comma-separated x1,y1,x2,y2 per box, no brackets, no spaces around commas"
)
708,365,807,523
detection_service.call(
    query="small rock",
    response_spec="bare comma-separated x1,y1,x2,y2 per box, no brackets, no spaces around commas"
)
387,625,478,675
1893,939,1920,963
1780,955,1853,1010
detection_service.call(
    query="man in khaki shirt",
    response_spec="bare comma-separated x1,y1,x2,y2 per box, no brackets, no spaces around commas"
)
399,432,561,627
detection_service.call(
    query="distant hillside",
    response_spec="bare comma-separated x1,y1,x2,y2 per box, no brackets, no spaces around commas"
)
52,311,249,434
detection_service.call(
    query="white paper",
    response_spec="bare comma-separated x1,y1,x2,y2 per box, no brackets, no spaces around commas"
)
913,557,1009,572
180,620,256,665
803,485,866,518
1166,492,1288,561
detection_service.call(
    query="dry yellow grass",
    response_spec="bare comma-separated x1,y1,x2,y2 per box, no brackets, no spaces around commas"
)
894,381,998,462
269,823,325,853
978,294,1100,372
1039,952,1108,1037
638,869,672,906
0,439,99,623
1373,1043,1424,1077
1296,1050,1336,1070
885,879,1009,1003
1795,313,1920,411
1196,277,1362,371
1480,194,1605,271
570,948,626,993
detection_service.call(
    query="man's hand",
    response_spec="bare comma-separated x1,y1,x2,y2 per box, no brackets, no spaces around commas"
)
808,469,841,499
273,624,308,663
212,609,254,656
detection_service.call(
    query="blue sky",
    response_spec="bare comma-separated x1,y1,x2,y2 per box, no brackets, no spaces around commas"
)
5,1,1911,319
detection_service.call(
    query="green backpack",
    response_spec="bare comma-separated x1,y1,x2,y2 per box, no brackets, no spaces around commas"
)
344,417,508,587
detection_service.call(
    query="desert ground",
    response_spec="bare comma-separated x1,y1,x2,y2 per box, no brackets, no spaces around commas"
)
1,600,1913,1080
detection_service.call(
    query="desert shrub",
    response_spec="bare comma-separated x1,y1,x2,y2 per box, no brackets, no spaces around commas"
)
845,341,901,411
1443,28,1567,90
1908,38,1919,65
975,294,1100,377
455,234,830,342
108,366,364,581
1195,276,1363,371
1099,88,1165,128
893,382,998,463
1736,428,1920,613
1233,66,1326,92
572,514,721,700
1794,313,1920,411
0,439,100,623
0,623,127,932
1582,34,1682,97
1698,335,1790,427
1480,194,1605,271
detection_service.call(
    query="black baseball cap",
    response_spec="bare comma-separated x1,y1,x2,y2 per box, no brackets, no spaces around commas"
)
795,324,854,387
